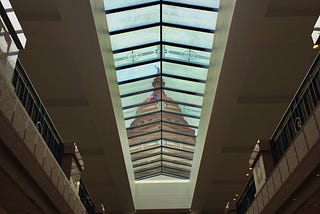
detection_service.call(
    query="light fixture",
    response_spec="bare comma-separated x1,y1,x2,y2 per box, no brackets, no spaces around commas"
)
245,173,250,176
313,44,319,49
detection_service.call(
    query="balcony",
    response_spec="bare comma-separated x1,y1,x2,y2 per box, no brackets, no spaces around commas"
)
0,1,96,213
234,51,320,214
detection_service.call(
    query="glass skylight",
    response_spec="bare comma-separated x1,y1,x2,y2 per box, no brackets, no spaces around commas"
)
105,0,219,180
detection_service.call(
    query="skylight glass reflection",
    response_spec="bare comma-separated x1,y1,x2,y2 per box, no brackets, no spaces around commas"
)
105,0,220,180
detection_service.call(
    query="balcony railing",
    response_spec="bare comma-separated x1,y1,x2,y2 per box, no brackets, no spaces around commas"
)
270,52,320,164
11,59,97,213
236,176,256,214
12,59,64,164
79,179,96,214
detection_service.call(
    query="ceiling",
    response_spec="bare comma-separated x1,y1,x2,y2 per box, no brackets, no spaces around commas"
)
8,0,320,213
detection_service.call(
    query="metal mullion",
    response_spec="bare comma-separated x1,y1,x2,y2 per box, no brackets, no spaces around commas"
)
123,98,202,110
162,72,206,83
163,22,214,34
162,165,190,173
162,110,200,119
162,41,211,52
116,59,160,70
132,152,162,162
162,160,192,167
134,165,162,174
109,22,160,35
133,159,161,168
162,152,193,161
131,146,161,155
128,129,161,139
162,1,219,12
160,0,163,174
162,120,198,129
161,172,189,180
163,129,196,138
163,86,204,97
118,73,160,85
162,145,194,154
113,41,161,54
105,1,160,14
162,58,209,68
162,137,195,146
130,138,162,147
125,110,161,121
121,87,160,98
127,120,161,130
123,99,161,110
112,41,211,54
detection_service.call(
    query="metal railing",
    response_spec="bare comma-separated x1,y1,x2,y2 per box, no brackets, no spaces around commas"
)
79,179,96,214
236,176,256,214
270,52,320,164
11,59,64,164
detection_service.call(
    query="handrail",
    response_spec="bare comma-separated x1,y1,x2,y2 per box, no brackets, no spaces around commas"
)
236,175,256,214
12,59,64,164
79,179,96,214
269,51,320,164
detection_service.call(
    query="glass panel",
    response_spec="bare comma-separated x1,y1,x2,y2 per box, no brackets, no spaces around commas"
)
134,161,162,172
163,45,210,66
123,101,160,118
133,154,161,166
121,90,160,108
163,5,217,30
162,122,197,137
130,140,161,153
110,26,160,50
129,131,161,146
165,90,203,107
131,147,161,160
163,62,208,81
107,5,160,32
162,167,190,178
164,102,202,118
116,62,160,82
163,131,196,145
162,161,191,171
163,147,194,160
163,110,200,127
104,0,158,10
163,76,206,94
135,167,161,179
163,26,214,49
162,154,192,165
127,123,161,138
163,140,195,152
125,111,161,128
165,0,220,8
114,45,160,68
119,78,158,95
